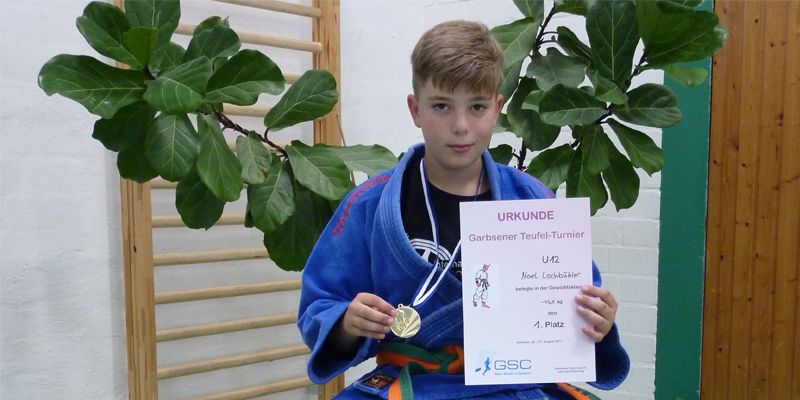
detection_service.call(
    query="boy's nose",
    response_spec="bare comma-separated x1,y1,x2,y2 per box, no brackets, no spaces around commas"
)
451,112,469,135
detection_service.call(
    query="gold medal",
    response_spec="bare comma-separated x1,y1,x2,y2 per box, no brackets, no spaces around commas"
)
390,304,421,338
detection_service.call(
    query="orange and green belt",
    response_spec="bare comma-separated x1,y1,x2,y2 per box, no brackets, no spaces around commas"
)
375,342,600,400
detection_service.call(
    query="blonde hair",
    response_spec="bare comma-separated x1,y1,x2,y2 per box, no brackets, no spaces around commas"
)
411,20,504,95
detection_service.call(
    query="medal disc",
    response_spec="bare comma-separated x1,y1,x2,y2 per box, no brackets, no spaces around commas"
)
390,304,421,338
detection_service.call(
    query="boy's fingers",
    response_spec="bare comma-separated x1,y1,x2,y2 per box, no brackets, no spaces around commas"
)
576,293,611,317
354,293,397,317
577,305,612,336
358,302,396,327
581,324,605,342
581,285,618,311
351,316,391,335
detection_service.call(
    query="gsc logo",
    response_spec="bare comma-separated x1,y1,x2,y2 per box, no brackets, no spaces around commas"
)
476,357,533,375
494,359,532,370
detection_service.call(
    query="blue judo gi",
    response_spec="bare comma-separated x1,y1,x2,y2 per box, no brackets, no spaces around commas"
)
298,144,630,399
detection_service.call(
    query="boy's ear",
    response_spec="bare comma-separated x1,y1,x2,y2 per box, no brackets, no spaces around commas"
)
492,94,503,122
407,94,422,128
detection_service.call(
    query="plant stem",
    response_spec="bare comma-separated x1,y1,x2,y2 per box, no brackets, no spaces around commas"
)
596,104,615,124
262,127,289,159
212,110,288,158
624,52,649,91
517,7,558,172
535,8,558,47
214,110,248,135
517,146,528,170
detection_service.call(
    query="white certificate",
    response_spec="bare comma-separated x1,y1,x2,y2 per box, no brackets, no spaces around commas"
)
460,197,596,385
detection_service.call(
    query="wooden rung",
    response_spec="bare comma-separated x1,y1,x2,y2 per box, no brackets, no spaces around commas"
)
152,214,246,228
155,279,301,304
150,177,176,189
191,376,313,400
223,104,271,118
212,0,322,18
176,23,322,53
154,248,268,267
158,344,310,380
157,313,297,342
283,73,299,83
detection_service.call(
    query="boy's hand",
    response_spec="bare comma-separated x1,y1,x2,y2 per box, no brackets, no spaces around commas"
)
575,285,618,342
341,292,397,340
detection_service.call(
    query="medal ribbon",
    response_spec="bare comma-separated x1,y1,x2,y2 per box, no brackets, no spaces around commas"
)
410,159,482,308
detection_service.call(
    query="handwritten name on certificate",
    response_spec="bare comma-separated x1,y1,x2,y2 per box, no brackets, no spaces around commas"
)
460,198,596,385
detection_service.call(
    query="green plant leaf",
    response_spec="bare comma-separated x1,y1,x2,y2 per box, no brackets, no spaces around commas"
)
124,0,180,71
196,114,243,201
661,64,708,87
175,168,225,229
264,182,334,271
143,56,212,114
586,0,639,86
248,158,295,233
513,0,544,19
236,133,273,185
156,42,186,73
75,2,141,68
322,144,398,177
193,16,229,35
38,55,147,119
92,101,156,152
602,144,640,211
117,132,158,183
286,141,353,201
206,50,285,105
587,71,628,105
566,148,607,214
607,119,664,175
244,202,254,228
488,144,514,165
614,83,682,128
183,24,241,62
555,26,593,66
264,69,339,131
638,1,727,64
657,0,703,13
494,113,512,133
508,78,561,151
145,113,200,182
490,18,540,67
578,124,611,174
539,84,607,126
527,48,587,91
122,27,158,68
522,90,544,112
554,0,588,15
527,143,574,190
499,59,524,106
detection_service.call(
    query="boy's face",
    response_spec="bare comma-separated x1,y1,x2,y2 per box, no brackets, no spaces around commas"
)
407,80,502,178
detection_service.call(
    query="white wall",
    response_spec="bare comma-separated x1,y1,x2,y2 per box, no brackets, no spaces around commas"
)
1,1,660,399
1,1,129,399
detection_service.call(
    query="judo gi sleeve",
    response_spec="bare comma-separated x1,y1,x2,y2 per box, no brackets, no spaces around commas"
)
297,186,381,384
587,261,631,389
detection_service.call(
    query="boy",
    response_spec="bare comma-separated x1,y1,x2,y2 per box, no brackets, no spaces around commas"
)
298,20,629,399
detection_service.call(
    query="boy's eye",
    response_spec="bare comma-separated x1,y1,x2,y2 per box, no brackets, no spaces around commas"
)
472,104,488,112
432,103,450,111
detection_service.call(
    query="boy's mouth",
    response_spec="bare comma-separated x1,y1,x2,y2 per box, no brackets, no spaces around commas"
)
449,144,473,153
